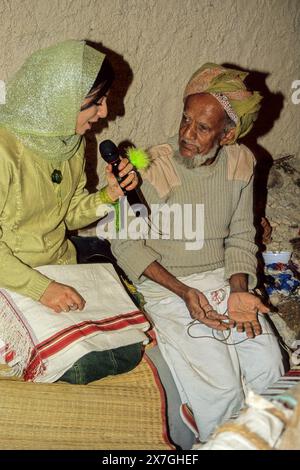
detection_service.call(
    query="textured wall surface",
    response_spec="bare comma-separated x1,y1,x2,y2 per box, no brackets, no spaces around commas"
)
0,0,299,160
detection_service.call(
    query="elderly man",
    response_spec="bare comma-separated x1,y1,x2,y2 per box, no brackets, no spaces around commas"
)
111,63,284,442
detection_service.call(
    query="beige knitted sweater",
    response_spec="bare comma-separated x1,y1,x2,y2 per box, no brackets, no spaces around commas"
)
111,138,258,289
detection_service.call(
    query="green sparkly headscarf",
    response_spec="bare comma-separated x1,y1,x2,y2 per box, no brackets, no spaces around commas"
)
0,40,105,161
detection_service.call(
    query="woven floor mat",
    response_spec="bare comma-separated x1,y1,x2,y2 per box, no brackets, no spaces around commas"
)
0,358,173,450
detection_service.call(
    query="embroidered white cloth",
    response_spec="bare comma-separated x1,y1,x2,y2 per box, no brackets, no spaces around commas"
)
0,264,150,382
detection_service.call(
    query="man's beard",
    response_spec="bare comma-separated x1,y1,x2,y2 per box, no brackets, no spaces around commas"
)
175,141,220,169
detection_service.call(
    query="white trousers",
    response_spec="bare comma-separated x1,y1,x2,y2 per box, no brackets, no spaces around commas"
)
138,268,285,441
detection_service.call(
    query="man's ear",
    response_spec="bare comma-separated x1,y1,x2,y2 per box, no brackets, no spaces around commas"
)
220,127,236,146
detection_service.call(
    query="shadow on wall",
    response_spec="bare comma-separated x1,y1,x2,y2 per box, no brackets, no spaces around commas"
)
83,40,133,193
222,63,284,285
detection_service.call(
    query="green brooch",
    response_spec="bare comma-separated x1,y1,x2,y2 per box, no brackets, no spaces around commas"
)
51,169,63,184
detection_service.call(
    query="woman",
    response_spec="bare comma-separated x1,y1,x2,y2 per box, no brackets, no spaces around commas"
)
0,40,142,383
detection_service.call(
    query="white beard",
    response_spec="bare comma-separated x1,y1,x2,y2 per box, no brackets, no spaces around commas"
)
175,141,220,169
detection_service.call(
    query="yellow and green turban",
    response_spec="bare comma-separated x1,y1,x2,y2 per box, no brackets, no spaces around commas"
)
183,63,262,143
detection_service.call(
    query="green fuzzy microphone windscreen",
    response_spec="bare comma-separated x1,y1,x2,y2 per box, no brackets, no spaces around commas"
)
126,147,150,170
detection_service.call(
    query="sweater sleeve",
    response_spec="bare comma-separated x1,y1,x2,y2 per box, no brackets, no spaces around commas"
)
224,174,258,289
0,152,52,300
111,238,162,283
65,158,115,231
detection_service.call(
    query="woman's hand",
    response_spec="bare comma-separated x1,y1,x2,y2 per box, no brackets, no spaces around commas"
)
105,157,138,201
40,281,86,313
182,288,234,330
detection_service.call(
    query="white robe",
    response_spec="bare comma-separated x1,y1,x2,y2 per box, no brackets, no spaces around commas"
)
138,268,284,441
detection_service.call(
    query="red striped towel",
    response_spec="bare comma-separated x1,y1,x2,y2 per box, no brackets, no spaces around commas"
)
0,264,150,382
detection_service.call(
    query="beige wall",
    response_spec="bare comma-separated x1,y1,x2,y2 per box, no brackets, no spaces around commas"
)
0,0,299,159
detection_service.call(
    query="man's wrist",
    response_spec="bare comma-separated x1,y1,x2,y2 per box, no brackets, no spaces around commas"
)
173,281,190,299
143,262,189,299
229,273,248,293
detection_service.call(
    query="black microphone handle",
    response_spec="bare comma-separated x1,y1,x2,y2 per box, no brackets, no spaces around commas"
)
99,139,143,211
111,160,145,211
110,159,124,183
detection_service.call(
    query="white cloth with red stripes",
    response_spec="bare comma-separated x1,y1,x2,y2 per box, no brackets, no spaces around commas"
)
0,263,150,382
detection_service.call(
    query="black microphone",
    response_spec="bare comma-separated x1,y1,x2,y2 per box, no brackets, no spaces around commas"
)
99,139,127,187
99,139,146,215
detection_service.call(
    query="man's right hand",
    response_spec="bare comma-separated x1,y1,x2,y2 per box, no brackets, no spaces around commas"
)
143,262,234,330
40,281,86,313
182,288,234,330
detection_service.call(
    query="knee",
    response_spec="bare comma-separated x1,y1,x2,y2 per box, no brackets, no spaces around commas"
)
114,342,143,375
217,378,244,415
248,347,285,393
201,370,244,422
58,344,143,385
58,350,114,385
58,361,89,385
224,383,244,402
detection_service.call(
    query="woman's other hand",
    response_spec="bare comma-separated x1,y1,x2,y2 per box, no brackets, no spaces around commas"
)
40,281,86,313
105,157,138,201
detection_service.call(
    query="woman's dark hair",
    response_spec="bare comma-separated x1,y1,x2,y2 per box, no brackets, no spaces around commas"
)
81,58,114,110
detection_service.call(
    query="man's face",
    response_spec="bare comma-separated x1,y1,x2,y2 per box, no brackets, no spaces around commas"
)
178,93,226,158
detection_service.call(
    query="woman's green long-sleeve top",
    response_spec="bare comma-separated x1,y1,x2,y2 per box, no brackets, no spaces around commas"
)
0,127,112,300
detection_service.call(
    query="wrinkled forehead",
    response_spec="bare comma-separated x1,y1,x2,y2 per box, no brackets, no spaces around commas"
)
183,93,226,126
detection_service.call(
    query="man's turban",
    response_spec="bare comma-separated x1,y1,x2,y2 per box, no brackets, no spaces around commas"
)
183,63,262,143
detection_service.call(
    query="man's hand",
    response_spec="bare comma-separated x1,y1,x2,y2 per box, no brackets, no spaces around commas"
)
227,292,270,338
40,281,86,313
143,262,234,330
261,216,272,245
183,288,234,330
106,157,138,201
